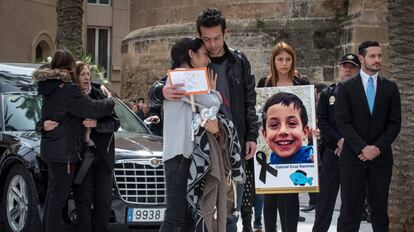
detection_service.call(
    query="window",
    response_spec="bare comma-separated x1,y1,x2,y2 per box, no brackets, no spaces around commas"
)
88,0,111,5
34,40,52,62
86,28,111,79
3,93,42,131
35,45,43,61
114,99,148,134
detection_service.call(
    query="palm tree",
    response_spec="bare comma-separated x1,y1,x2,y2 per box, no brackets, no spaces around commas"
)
56,0,84,58
387,0,414,231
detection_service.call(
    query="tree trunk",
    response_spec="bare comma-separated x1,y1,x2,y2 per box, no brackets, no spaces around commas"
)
56,0,84,58
387,0,414,231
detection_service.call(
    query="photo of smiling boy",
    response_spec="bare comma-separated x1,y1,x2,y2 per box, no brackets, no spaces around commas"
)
261,92,314,164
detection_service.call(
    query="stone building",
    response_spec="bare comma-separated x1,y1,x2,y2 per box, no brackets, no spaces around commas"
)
0,0,130,94
121,0,388,100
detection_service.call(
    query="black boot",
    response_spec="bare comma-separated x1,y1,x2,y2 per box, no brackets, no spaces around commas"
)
253,217,262,231
241,210,253,232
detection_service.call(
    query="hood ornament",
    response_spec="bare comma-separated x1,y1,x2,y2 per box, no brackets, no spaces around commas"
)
149,158,162,168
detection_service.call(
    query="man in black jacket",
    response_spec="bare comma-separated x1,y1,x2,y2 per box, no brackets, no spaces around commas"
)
149,8,259,232
312,53,360,232
335,41,401,232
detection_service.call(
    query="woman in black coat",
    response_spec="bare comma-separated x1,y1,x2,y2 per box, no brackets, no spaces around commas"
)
257,42,309,232
73,62,120,232
33,50,115,232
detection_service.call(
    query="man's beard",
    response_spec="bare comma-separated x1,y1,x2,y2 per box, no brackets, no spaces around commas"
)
365,63,381,73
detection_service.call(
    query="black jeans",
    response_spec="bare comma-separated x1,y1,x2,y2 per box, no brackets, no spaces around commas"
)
159,155,195,232
263,193,299,232
74,148,113,232
42,162,77,232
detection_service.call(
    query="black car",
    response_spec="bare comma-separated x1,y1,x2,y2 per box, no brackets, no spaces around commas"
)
0,63,166,232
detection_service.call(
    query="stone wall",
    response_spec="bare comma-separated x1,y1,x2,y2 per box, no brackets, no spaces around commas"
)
121,0,349,100
340,0,389,76
121,0,389,100
121,18,342,100
0,0,57,62
130,0,343,30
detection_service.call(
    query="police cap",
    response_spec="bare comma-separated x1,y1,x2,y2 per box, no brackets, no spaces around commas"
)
339,53,360,67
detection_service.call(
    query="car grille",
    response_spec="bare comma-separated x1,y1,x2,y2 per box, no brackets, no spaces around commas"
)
114,159,166,205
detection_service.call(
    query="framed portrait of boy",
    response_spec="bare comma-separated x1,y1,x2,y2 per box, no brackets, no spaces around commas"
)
254,85,319,194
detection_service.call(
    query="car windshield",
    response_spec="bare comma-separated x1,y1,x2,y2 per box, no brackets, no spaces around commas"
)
113,98,148,133
2,93,149,134
3,93,42,131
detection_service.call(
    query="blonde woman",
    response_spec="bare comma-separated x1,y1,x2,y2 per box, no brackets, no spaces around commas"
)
257,42,309,232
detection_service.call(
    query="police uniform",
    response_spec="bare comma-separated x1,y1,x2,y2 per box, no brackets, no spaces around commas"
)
312,83,342,232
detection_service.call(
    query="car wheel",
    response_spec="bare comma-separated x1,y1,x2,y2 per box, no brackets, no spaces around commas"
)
2,164,40,232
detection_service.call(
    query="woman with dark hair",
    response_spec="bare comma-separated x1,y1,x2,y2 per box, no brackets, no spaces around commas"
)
33,49,115,232
258,42,309,232
72,62,120,232
136,97,145,111
161,37,217,232
161,37,244,232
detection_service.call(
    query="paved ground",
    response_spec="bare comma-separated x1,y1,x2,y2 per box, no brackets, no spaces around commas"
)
0,193,373,232
237,193,373,232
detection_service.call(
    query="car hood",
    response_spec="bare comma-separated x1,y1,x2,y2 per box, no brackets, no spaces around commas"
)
1,131,41,149
114,132,163,160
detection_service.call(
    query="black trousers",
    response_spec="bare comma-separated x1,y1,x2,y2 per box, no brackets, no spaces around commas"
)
263,193,299,232
312,148,340,232
74,148,113,232
160,155,195,232
337,165,392,232
42,161,77,232
241,158,255,223
308,192,318,205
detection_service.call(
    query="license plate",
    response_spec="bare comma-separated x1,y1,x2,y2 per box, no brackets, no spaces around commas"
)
127,208,165,222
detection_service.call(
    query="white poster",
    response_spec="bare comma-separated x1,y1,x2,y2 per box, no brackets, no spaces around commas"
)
168,68,210,95
254,85,319,194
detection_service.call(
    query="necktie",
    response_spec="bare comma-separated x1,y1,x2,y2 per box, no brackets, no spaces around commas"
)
366,76,375,114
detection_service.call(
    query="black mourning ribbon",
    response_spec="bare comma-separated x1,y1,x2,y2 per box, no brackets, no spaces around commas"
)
256,151,278,184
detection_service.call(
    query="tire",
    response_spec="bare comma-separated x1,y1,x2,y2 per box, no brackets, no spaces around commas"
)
2,164,41,232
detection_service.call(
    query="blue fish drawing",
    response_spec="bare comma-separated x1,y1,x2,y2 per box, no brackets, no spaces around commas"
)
289,170,313,186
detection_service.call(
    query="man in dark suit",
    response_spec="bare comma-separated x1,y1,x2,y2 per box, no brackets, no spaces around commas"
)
335,41,401,232
312,53,360,232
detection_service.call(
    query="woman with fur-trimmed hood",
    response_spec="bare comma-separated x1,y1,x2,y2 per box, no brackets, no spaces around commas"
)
33,49,115,232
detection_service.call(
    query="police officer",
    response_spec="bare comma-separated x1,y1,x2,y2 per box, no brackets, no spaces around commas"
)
312,53,360,232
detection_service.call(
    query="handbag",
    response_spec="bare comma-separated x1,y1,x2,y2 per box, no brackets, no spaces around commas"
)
73,147,95,185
